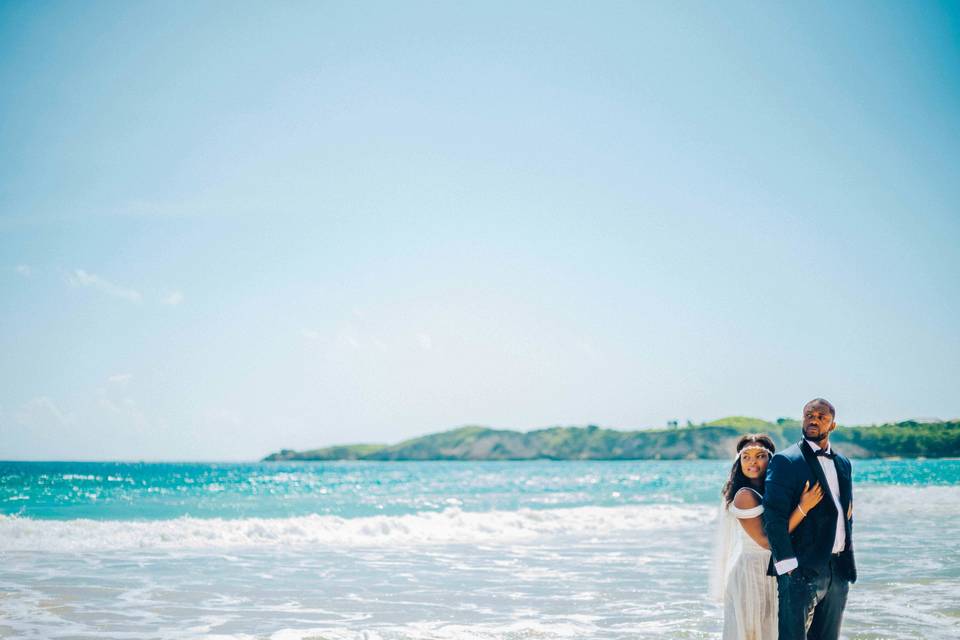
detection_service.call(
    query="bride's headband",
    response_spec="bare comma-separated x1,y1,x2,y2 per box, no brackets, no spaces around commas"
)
737,444,773,458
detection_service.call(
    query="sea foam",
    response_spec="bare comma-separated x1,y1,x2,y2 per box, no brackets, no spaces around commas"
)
0,503,714,552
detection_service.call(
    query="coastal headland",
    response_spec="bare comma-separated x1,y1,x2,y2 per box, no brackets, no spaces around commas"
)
263,417,960,461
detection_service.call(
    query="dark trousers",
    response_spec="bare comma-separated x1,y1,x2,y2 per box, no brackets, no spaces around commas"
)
776,556,849,640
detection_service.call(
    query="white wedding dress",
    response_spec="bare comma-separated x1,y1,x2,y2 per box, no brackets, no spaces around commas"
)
710,487,779,640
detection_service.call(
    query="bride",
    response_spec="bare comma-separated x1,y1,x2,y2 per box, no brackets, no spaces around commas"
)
710,434,823,640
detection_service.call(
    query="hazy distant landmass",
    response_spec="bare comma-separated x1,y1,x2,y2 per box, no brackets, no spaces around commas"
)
262,418,960,461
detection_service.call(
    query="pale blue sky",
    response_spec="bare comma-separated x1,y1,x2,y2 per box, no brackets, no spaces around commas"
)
2,1,958,460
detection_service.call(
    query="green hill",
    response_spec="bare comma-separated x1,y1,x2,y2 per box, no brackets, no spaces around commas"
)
704,416,778,430
265,443,387,461
262,418,960,461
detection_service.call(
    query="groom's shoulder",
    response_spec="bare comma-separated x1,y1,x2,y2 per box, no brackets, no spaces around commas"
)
775,441,803,461
767,442,803,478
833,448,853,469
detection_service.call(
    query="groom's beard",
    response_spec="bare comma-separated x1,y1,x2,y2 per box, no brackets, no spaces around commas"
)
803,422,829,442
803,433,829,448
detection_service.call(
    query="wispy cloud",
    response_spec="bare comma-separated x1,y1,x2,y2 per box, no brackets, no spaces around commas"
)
115,197,254,219
15,396,73,428
67,269,142,302
339,327,362,349
15,264,32,277
302,329,322,342
334,324,387,351
577,340,599,359
97,395,151,431
120,199,198,218
202,407,244,427
161,290,184,306
108,373,133,385
417,333,433,350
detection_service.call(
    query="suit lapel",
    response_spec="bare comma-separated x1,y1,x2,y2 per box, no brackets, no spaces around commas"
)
835,456,851,512
799,439,837,512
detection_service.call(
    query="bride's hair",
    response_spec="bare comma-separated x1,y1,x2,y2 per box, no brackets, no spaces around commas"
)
721,433,776,507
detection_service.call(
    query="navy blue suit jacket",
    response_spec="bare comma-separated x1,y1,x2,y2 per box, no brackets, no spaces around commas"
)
762,440,857,582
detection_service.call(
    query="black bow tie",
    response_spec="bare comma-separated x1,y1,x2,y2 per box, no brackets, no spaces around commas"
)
814,448,836,460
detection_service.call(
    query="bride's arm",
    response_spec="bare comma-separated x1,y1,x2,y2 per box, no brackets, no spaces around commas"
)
788,481,823,533
733,489,771,548
734,485,821,549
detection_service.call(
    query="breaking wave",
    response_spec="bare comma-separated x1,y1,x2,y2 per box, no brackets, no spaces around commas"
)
0,503,715,551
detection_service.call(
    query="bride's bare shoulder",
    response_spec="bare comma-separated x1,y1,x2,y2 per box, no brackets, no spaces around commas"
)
733,487,762,509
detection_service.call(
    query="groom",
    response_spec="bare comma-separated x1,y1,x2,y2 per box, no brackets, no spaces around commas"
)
763,398,857,640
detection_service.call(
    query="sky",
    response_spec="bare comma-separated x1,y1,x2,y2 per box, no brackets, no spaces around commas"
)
1,1,958,461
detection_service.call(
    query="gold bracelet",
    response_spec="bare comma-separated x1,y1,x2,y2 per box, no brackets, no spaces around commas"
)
798,505,807,516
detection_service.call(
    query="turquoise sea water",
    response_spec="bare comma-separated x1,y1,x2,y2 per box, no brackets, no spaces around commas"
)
1,459,958,639
4,459,957,520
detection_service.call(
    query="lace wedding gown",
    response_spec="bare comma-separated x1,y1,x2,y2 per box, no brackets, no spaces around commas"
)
719,488,779,640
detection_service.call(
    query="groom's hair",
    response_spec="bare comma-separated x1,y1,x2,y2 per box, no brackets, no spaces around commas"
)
807,397,836,418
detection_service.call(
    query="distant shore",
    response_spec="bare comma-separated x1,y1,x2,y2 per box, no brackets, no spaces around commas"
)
263,417,960,461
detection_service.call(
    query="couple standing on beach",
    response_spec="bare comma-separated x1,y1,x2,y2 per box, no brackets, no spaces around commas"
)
710,398,857,640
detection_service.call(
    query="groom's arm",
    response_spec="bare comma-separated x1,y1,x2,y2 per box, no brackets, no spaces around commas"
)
763,453,798,574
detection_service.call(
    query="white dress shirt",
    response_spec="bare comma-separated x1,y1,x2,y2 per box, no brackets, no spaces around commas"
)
808,439,846,555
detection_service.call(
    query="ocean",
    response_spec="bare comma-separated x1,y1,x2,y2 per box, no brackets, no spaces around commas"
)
1,459,958,639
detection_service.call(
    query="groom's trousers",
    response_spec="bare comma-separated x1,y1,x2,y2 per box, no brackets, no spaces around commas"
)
776,555,849,640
